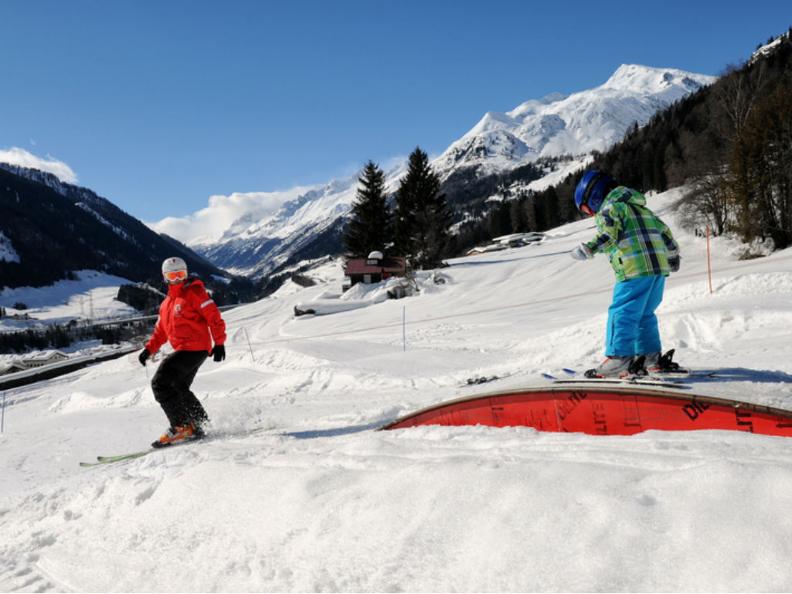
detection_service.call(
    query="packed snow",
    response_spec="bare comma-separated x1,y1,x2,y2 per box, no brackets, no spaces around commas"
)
2,188,792,592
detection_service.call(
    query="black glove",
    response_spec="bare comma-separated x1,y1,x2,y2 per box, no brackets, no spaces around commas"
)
669,255,681,273
211,344,226,362
138,349,150,366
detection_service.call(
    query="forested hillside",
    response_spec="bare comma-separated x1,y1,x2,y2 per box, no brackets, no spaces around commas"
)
464,30,792,253
0,165,227,289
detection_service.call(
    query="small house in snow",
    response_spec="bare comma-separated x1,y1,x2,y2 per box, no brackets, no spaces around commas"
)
343,251,408,291
21,350,68,368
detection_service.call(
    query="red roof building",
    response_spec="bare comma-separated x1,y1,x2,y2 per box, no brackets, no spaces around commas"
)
343,254,408,290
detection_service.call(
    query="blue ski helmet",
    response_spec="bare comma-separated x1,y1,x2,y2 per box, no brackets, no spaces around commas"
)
574,170,616,216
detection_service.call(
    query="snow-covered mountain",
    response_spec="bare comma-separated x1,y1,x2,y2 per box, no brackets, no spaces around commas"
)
152,167,404,278
194,178,360,275
152,64,715,278
433,65,714,178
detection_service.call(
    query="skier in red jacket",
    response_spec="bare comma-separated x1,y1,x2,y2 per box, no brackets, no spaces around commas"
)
138,257,227,447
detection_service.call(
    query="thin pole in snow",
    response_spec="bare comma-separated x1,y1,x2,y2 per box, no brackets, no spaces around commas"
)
1,391,6,433
402,306,406,352
243,328,256,363
706,225,714,294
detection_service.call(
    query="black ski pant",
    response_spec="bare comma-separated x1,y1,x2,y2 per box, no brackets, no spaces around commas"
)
151,350,209,428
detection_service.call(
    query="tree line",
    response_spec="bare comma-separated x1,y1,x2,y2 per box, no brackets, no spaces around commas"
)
343,147,452,269
593,29,792,249
343,146,583,267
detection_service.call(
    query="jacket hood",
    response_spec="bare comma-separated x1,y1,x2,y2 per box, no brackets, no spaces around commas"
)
604,186,647,209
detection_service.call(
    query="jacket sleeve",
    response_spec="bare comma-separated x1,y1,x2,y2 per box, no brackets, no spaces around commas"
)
145,311,168,354
585,203,621,254
188,283,227,346
657,216,680,258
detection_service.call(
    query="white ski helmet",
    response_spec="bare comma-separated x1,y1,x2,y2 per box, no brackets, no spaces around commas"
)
161,257,188,283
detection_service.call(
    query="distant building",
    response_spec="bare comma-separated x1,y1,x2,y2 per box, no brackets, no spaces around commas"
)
21,350,68,368
343,251,408,291
0,361,27,376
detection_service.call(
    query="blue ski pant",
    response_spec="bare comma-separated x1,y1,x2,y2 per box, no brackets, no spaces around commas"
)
605,275,665,357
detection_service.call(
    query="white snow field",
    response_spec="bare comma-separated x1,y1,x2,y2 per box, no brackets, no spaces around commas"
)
0,271,137,332
2,188,792,592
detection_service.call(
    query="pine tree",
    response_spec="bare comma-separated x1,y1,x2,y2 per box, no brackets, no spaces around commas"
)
522,192,538,231
487,202,511,238
394,147,452,268
343,161,392,258
509,196,527,233
393,150,423,256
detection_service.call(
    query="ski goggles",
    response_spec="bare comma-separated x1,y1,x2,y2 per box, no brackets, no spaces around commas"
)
579,202,595,217
163,270,188,282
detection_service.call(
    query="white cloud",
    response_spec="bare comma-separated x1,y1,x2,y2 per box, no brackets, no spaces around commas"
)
0,147,78,183
148,152,410,248
148,187,315,246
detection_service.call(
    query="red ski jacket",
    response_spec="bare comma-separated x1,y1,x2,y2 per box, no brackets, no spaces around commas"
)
145,278,226,354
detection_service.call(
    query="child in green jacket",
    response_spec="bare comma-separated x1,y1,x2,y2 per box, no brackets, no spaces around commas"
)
571,170,681,377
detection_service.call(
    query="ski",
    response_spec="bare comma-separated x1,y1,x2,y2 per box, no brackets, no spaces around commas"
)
552,366,720,381
542,369,689,389
549,376,690,390
79,436,206,468
80,450,153,467
79,426,271,468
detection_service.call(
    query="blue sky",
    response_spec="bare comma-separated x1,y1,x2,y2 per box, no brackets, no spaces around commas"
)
0,0,789,221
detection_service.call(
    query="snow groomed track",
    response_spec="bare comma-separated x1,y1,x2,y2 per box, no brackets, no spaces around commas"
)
382,384,792,437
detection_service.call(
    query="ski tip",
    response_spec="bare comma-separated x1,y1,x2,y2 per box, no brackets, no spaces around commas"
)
541,373,557,380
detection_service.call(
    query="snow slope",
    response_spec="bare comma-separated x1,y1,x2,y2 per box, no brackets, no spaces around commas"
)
0,271,137,332
3,188,792,592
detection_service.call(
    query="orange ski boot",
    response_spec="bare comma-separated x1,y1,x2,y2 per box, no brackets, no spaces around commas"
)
151,423,204,449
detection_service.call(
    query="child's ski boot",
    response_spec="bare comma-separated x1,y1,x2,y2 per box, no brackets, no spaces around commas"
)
584,355,645,379
644,349,687,374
